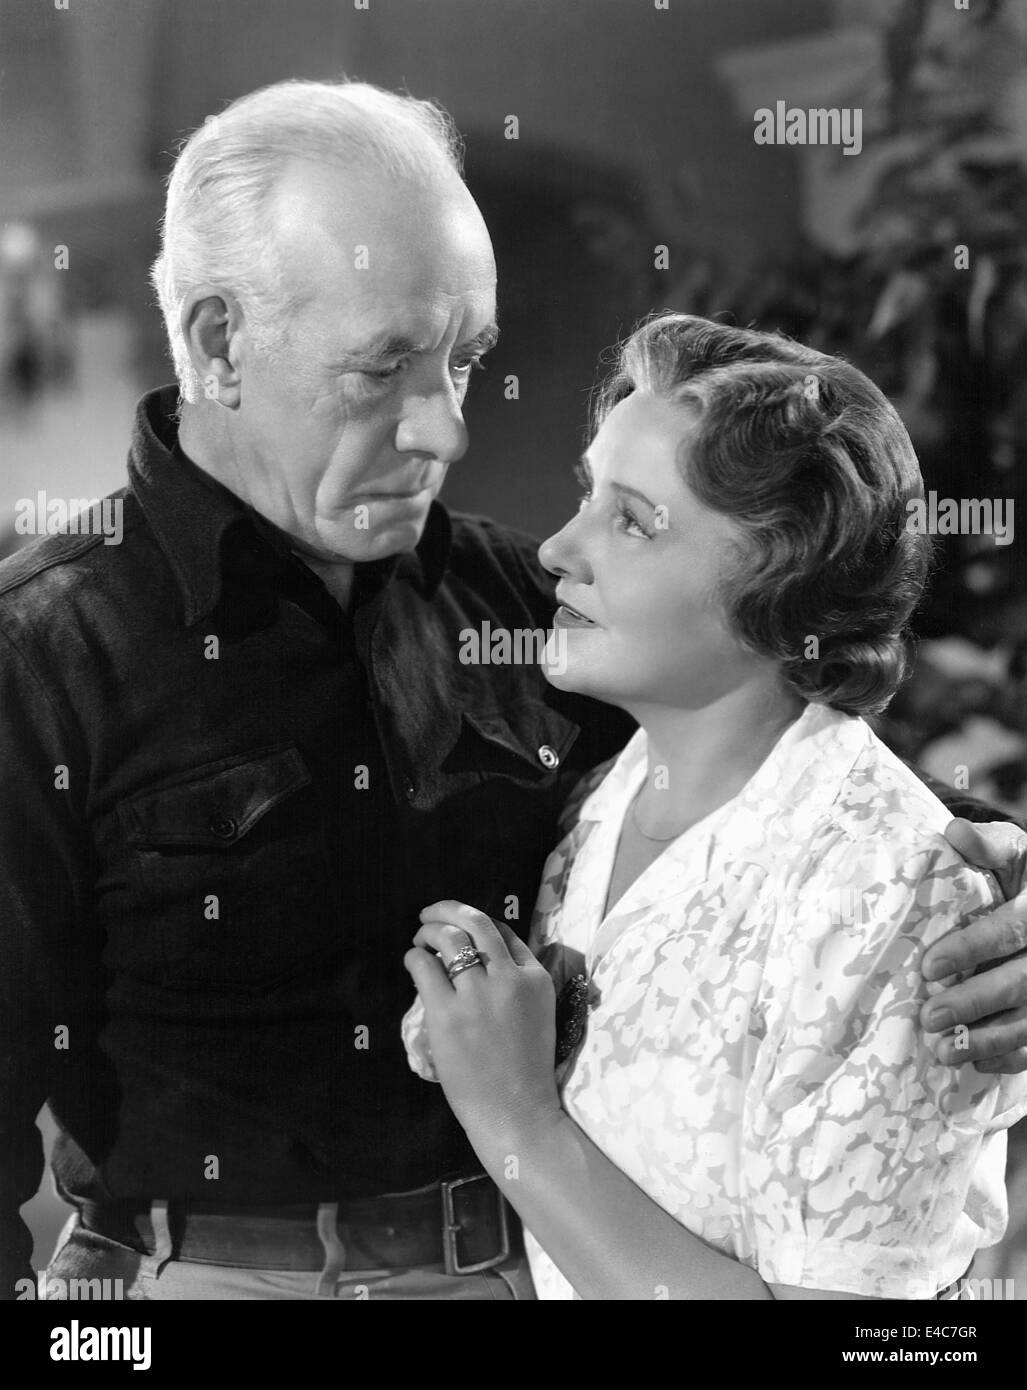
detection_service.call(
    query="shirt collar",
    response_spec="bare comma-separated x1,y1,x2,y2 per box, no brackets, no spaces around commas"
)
126,385,452,626
564,703,870,960
578,701,870,842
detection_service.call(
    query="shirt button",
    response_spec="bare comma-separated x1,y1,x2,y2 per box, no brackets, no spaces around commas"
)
538,745,560,770
208,812,238,840
402,778,416,801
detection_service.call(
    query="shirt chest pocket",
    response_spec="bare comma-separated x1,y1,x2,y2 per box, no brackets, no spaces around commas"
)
117,743,337,992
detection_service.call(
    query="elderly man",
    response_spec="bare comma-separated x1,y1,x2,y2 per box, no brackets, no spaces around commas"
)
0,79,1025,1302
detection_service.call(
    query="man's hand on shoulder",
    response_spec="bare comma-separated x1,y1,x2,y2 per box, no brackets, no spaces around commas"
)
920,818,1027,1073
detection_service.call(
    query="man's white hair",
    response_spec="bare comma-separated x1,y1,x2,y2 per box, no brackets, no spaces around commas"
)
150,79,464,402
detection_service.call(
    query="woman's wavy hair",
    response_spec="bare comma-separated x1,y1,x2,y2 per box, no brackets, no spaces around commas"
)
593,313,934,716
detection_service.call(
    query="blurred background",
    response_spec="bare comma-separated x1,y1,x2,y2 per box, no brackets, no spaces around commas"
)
2,0,1026,1292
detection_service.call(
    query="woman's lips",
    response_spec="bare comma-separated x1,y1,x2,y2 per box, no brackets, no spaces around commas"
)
554,603,597,628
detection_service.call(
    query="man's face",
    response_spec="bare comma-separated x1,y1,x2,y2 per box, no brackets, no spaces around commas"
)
227,158,498,563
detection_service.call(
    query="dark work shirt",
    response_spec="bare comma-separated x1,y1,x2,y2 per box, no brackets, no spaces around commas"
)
0,385,635,1295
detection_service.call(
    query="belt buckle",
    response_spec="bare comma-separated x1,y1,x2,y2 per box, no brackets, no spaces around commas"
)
441,1174,509,1276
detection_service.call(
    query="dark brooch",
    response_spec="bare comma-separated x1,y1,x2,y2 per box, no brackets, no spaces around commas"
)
555,974,590,1065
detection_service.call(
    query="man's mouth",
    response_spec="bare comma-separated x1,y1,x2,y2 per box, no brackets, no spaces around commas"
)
355,487,432,502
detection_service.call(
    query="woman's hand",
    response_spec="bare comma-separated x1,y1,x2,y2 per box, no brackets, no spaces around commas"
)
403,901,562,1147
404,911,775,1301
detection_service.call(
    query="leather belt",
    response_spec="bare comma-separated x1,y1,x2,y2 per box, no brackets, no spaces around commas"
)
80,1174,511,1285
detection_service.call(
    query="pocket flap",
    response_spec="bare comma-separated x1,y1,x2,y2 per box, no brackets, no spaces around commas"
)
458,701,580,777
118,743,312,849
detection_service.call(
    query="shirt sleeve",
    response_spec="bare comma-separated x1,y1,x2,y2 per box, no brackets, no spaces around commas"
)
0,622,98,1298
742,827,1027,1300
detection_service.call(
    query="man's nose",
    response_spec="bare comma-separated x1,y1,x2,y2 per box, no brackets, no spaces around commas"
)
395,387,469,465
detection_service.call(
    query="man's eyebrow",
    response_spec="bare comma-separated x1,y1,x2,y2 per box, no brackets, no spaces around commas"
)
461,322,500,354
331,322,500,371
574,454,659,511
329,335,424,370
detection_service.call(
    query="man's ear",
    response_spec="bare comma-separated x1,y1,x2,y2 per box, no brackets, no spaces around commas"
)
179,286,243,408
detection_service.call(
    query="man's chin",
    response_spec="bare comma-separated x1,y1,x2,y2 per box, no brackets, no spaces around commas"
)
357,516,428,560
312,512,429,564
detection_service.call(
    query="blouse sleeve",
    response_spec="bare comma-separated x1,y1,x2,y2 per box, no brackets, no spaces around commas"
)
742,826,1027,1299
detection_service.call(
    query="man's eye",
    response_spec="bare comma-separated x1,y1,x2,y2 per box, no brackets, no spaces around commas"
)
361,360,406,383
450,356,485,380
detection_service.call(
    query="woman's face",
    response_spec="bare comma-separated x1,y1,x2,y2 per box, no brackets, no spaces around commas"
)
538,391,768,713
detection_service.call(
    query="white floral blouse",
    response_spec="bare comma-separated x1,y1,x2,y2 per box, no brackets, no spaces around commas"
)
522,701,1027,1300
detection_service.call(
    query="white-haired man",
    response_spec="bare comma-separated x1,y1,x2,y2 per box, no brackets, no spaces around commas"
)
0,79,1024,1302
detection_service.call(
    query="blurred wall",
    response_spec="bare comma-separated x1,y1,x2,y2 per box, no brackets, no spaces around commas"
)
1,0,825,540
0,0,825,1259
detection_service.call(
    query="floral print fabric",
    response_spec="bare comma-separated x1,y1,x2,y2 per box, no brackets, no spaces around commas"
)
522,702,1027,1300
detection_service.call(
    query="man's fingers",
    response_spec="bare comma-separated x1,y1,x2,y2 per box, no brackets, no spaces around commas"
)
933,1007,1027,1067
944,818,1027,900
922,902,1027,982
922,954,1027,1032
976,1047,1027,1075
944,818,1011,872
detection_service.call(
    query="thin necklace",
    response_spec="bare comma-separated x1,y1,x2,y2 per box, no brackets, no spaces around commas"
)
630,791,690,843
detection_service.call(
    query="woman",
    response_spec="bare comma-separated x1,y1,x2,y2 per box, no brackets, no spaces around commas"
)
402,314,1027,1300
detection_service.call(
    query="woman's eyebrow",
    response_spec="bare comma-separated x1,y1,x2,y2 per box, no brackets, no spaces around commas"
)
575,453,658,510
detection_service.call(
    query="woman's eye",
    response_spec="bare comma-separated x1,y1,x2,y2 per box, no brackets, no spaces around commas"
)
574,489,649,537
616,504,651,539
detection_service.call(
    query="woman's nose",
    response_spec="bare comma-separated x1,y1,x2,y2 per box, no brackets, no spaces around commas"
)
538,512,589,581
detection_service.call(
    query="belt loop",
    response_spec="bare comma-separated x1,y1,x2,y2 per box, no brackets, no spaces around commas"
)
313,1202,348,1297
138,1199,174,1283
